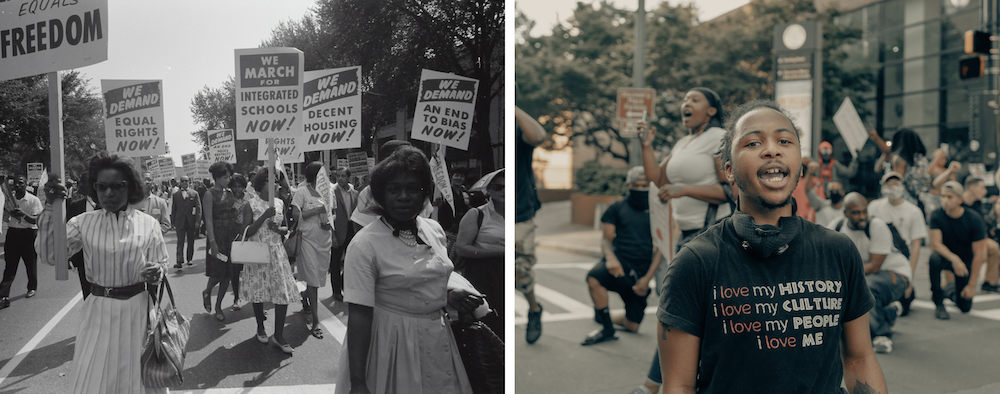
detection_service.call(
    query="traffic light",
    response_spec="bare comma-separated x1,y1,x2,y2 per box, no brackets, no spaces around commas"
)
960,55,985,79
965,30,991,55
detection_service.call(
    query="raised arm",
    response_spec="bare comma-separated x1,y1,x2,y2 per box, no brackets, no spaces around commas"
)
933,161,961,190
639,122,669,187
515,106,547,147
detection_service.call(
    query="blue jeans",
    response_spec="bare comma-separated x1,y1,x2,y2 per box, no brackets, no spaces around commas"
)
647,228,701,385
866,270,908,338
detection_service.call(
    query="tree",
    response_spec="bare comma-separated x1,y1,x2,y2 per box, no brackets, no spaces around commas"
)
0,71,106,179
189,77,260,175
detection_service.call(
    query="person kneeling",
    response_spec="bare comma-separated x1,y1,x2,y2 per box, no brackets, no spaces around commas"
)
583,167,661,346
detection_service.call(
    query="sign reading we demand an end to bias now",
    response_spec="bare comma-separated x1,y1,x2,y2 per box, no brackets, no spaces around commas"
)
102,80,166,157
235,47,303,141
0,0,108,81
302,67,362,151
410,69,478,150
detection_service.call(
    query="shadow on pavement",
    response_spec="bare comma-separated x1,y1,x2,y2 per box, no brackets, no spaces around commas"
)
0,337,75,393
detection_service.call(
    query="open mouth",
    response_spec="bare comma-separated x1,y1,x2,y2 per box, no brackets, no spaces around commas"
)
757,164,789,189
681,109,693,118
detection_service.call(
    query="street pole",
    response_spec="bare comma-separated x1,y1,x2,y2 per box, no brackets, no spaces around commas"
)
48,71,67,281
630,0,646,168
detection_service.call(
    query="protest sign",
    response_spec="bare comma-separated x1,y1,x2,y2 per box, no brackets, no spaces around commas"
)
832,97,867,159
196,159,210,181
102,80,166,156
410,69,479,150
155,157,174,183
144,158,158,178
181,153,197,178
207,129,237,163
336,158,349,170
366,157,375,172
347,152,369,178
27,163,44,184
234,47,304,140
257,137,303,164
649,183,680,264
0,0,108,82
429,145,455,215
302,67,362,151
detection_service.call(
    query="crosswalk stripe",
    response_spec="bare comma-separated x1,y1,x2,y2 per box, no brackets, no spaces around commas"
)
173,383,339,393
534,263,594,270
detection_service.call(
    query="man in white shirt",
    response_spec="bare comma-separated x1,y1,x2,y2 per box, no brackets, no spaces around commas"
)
133,173,171,234
0,175,44,309
867,171,928,315
836,192,911,354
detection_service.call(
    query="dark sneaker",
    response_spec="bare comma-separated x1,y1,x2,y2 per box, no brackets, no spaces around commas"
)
174,262,183,269
0,297,9,309
526,303,543,344
943,282,957,303
900,288,915,317
982,282,1000,293
25,290,36,298
581,328,618,346
935,305,950,320
185,261,194,266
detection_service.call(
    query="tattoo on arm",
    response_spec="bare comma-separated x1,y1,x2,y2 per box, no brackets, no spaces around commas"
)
853,380,880,394
660,322,672,340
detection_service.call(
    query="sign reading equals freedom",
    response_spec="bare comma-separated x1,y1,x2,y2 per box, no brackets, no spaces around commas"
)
410,69,479,151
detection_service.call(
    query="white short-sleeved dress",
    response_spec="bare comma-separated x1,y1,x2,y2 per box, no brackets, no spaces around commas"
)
52,206,170,394
344,216,472,394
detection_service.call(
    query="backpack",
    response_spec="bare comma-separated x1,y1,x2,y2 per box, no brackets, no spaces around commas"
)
835,218,910,259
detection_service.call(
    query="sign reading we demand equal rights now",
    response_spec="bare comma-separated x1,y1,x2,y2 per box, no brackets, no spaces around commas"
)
0,0,108,81
410,69,479,150
102,80,166,157
302,67,362,151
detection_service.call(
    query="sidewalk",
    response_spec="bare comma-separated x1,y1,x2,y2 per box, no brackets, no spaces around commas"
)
534,200,602,258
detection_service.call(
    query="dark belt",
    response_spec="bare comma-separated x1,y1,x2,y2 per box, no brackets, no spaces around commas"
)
90,283,147,300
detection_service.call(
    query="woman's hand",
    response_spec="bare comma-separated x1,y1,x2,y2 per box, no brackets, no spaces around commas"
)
807,161,820,175
208,240,218,257
657,184,685,202
639,120,654,148
947,161,962,173
141,262,164,284
262,206,276,219
448,289,484,317
43,181,68,204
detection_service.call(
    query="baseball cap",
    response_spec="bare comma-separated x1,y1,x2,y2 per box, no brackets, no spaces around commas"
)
880,171,903,185
942,180,964,196
625,166,647,186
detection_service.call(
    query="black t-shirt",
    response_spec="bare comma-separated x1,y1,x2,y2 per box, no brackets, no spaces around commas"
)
515,125,542,223
601,198,653,272
657,217,874,394
929,207,986,265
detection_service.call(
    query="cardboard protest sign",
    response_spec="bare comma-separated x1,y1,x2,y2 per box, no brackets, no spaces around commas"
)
102,80,166,157
181,153,197,178
832,97,867,159
155,157,174,183
429,145,455,215
257,137,303,164
649,183,680,264
196,159,210,181
27,163,44,184
144,158,158,178
0,0,108,82
207,129,237,164
302,67,362,151
234,47,304,140
410,69,478,150
347,152,370,179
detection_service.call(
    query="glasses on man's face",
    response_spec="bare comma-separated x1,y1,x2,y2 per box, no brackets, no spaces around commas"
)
93,181,129,192
489,183,504,192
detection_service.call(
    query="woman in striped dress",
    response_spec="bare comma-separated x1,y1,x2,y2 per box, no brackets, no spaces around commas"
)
38,152,169,394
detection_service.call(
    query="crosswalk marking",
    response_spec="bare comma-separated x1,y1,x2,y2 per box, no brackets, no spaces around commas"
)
174,384,339,393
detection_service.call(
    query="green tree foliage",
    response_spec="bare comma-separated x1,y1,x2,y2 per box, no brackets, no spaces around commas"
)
516,0,876,165
0,71,107,179
189,77,260,175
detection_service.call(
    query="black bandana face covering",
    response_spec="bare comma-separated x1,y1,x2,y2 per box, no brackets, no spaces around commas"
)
731,211,801,259
627,189,649,211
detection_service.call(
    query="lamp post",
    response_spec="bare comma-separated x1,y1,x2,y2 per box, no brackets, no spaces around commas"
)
630,0,646,168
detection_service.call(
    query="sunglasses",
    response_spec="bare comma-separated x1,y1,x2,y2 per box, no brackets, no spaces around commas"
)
93,181,129,192
489,183,504,191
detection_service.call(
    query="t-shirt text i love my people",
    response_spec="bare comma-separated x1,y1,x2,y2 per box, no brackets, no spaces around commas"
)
657,217,874,394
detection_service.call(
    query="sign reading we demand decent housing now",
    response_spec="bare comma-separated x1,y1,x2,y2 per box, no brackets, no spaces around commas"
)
0,0,108,81
102,80,166,156
301,67,362,151
235,47,303,164
410,69,478,151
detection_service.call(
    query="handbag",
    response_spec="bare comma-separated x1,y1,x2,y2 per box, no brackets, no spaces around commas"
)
232,226,270,265
283,229,301,264
451,319,504,394
141,278,190,388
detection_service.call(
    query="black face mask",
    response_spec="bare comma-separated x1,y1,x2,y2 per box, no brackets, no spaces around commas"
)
827,190,843,205
627,189,649,211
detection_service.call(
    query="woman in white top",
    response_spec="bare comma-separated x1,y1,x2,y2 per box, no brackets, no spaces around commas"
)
633,87,731,394
38,152,169,394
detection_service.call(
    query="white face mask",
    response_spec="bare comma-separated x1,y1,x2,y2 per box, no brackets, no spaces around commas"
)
881,185,905,200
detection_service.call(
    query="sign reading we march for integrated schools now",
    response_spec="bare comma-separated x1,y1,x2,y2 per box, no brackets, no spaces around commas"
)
207,129,237,164
410,69,478,150
0,0,108,81
302,67,362,151
102,80,166,157
235,47,303,141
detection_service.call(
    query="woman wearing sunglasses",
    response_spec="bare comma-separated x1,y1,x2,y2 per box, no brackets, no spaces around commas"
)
37,152,169,393
454,169,505,340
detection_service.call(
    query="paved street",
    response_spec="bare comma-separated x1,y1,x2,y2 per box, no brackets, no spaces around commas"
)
0,230,348,393
515,201,1000,394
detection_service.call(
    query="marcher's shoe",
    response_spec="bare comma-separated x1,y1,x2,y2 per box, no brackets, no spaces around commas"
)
982,282,1000,293
888,300,903,318
174,262,183,269
943,282,957,303
872,336,893,353
185,261,194,267
899,289,915,317
935,305,950,320
581,328,618,346
25,290,36,298
0,297,9,309
628,385,654,394
526,303,543,344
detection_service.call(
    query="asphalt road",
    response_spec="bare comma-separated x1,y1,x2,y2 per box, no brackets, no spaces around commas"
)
514,246,1000,394
0,230,349,394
